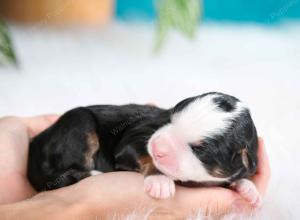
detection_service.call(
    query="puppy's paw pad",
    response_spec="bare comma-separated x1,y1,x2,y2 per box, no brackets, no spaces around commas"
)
144,175,175,199
232,179,262,208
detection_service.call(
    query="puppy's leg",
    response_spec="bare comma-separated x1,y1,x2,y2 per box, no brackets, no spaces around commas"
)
114,140,176,199
28,107,101,191
144,174,175,199
231,179,262,208
135,155,176,199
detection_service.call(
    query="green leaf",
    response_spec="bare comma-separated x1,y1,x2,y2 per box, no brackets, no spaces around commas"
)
0,20,17,66
155,0,201,51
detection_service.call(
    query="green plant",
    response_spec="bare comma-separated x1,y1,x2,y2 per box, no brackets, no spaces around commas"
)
0,20,17,65
155,0,201,50
0,1,200,64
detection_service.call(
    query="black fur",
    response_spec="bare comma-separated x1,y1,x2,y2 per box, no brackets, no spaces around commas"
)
28,105,169,191
27,92,258,191
190,109,258,180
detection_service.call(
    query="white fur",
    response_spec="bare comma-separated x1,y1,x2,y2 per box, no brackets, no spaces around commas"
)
176,145,229,182
90,170,103,176
171,94,246,142
144,175,175,199
148,129,229,182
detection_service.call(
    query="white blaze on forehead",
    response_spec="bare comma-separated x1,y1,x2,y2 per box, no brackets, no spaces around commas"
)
171,94,246,143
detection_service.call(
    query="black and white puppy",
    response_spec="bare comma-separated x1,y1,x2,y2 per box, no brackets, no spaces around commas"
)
27,92,261,206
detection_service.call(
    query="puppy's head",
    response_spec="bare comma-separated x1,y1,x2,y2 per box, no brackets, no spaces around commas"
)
147,92,258,184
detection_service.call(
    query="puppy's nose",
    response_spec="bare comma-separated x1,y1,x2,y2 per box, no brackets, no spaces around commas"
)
151,136,171,159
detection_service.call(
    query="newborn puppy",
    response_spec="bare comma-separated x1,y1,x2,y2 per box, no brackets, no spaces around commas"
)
27,92,261,206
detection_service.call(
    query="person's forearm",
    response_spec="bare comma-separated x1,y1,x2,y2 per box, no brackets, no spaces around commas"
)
0,191,89,220
0,177,172,220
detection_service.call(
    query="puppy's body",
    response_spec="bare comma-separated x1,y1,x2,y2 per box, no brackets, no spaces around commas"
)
28,92,260,205
28,104,168,191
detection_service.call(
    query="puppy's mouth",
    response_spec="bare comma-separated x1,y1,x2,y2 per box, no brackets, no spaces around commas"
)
151,157,179,179
176,180,230,188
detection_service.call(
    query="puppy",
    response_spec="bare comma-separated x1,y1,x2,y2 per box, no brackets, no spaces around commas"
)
27,92,261,206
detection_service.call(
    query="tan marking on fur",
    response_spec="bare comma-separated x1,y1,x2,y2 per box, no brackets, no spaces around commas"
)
241,148,249,169
85,132,100,168
211,167,225,178
138,155,158,176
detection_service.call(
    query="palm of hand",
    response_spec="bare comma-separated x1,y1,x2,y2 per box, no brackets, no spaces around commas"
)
0,115,59,204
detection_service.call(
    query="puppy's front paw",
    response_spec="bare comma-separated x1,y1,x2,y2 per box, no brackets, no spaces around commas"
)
232,179,262,208
144,175,175,199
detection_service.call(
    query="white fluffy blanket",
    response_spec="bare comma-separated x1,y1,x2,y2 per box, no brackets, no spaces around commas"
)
0,22,299,219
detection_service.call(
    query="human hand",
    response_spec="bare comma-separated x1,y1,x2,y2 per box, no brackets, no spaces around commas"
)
50,138,270,219
0,115,59,204
0,113,270,218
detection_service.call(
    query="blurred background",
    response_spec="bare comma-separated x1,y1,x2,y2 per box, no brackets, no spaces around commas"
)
0,0,299,219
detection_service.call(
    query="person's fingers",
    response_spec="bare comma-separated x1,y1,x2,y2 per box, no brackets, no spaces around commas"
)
173,186,247,218
251,137,271,196
0,173,36,205
69,173,239,219
174,137,270,217
22,114,60,138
